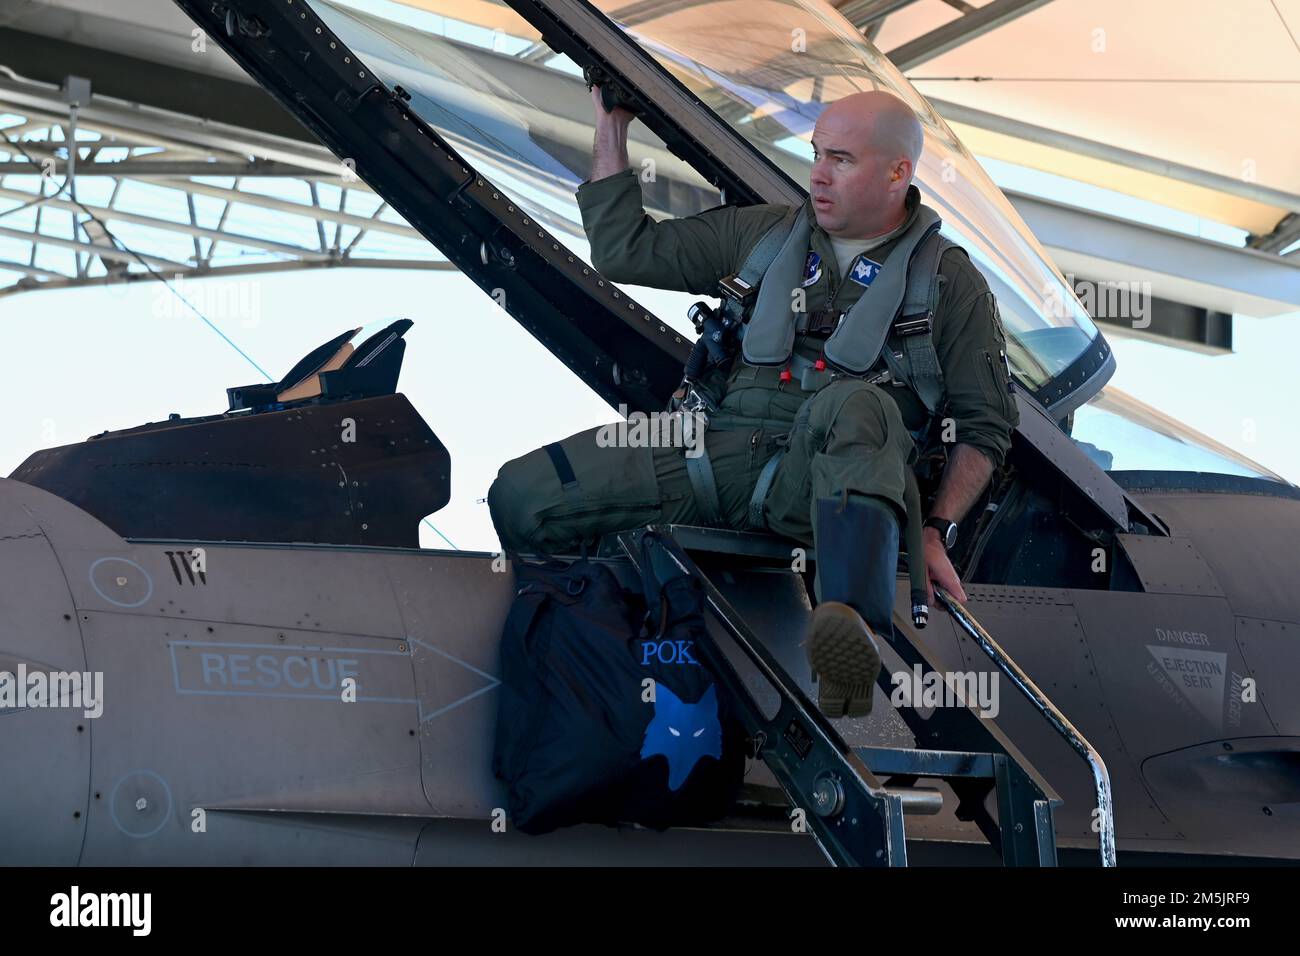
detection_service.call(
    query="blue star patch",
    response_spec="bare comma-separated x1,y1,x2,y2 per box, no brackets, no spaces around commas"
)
848,256,882,287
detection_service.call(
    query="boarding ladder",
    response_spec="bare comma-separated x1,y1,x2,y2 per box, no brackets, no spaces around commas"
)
613,525,1116,868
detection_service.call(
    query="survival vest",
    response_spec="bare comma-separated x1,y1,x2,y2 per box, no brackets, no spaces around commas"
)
721,186,959,446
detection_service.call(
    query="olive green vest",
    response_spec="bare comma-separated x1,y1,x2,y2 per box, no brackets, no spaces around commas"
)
739,201,942,375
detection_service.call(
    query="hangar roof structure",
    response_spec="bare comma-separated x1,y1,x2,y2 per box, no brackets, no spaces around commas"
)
0,0,1296,330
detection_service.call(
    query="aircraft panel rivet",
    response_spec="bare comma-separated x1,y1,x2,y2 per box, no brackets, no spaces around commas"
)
135,798,148,812
116,577,127,587
398,644,407,652
362,523,369,530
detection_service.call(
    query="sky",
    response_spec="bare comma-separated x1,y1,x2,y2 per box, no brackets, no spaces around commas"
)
1,259,1295,556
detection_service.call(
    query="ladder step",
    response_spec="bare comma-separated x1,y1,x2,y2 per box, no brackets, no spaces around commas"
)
857,746,996,780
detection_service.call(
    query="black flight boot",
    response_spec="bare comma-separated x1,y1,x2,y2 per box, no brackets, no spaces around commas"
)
804,493,899,718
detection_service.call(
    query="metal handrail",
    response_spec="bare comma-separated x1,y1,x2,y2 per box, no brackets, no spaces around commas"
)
934,588,1117,867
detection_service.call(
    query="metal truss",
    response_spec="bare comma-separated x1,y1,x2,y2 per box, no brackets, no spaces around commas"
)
0,69,451,297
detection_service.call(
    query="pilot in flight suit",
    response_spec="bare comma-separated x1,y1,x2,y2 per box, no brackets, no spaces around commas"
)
488,91,1018,719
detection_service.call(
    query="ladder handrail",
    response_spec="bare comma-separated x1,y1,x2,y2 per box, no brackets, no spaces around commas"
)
934,588,1117,867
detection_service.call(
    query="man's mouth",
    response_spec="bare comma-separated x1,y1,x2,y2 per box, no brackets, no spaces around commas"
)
813,197,832,208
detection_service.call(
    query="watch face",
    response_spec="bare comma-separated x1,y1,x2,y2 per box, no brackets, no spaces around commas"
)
928,518,957,550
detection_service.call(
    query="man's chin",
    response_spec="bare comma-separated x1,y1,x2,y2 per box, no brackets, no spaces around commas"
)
812,208,839,231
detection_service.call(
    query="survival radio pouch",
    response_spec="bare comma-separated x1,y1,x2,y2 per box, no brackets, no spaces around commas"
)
492,535,746,835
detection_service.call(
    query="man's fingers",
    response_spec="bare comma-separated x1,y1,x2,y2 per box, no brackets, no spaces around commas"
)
927,551,967,606
939,567,968,604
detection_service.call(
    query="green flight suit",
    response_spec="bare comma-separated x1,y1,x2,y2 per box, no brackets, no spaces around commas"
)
488,168,1018,591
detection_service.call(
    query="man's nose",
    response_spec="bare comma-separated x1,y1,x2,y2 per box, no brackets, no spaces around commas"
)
810,159,829,186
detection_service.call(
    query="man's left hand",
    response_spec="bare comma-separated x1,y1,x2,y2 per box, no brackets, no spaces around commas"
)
923,529,967,605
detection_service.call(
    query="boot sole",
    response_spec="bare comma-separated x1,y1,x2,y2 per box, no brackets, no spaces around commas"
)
805,601,882,719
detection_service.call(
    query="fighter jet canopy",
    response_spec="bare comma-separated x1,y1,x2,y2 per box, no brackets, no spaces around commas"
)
306,0,1110,415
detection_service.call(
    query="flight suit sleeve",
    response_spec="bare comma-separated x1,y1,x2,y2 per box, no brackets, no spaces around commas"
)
933,251,1019,470
576,167,786,294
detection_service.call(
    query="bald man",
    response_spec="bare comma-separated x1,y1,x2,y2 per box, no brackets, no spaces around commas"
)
488,88,1018,719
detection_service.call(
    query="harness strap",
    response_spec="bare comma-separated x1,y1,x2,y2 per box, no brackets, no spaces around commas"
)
685,446,725,527
746,448,786,531
886,231,955,418
720,205,802,326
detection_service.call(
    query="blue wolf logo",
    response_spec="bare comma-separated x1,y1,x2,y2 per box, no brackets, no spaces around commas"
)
640,683,722,790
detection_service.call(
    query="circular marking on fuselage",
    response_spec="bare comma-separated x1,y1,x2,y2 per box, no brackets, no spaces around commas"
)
89,557,153,608
109,770,174,839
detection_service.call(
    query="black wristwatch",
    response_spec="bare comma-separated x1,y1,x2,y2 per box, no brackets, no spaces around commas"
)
924,516,958,551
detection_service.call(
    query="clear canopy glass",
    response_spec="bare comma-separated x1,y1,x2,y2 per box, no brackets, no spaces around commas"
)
1068,388,1280,480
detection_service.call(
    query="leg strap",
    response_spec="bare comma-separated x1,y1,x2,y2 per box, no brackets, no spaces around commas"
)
745,448,786,531
685,445,725,527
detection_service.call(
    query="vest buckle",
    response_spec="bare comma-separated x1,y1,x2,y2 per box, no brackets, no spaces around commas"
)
802,308,843,337
895,311,933,337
